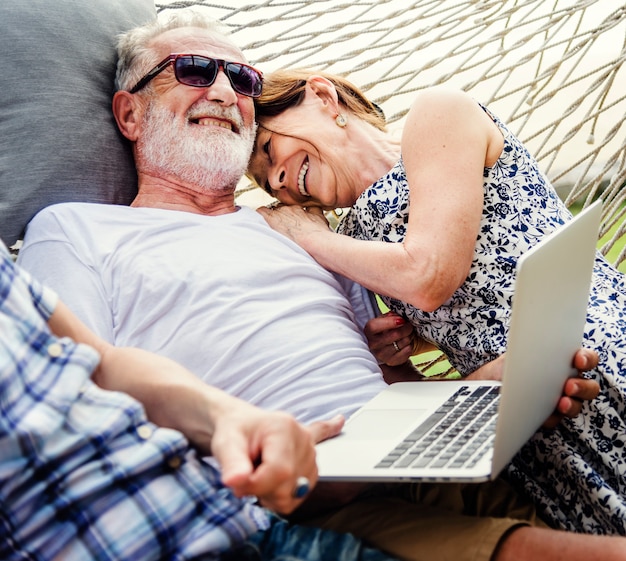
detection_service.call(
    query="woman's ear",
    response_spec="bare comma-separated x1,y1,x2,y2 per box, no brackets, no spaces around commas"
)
305,75,341,115
112,91,142,141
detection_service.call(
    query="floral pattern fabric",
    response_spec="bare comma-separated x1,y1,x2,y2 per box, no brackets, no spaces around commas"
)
338,106,626,534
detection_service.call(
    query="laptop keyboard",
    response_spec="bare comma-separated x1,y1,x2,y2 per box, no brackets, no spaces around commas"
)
375,385,500,470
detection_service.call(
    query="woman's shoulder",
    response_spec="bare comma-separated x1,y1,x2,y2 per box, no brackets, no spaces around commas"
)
408,86,476,112
401,87,493,154
404,87,487,132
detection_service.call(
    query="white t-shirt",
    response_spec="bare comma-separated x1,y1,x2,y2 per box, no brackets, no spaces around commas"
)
18,203,387,423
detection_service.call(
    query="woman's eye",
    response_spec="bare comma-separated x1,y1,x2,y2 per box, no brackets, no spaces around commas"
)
263,140,271,156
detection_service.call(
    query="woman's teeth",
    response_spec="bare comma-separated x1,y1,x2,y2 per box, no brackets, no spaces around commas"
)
298,160,310,196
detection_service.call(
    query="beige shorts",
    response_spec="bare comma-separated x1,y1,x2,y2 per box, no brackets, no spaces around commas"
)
295,478,547,561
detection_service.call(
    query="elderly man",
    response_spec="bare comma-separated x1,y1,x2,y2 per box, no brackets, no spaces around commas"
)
16,10,626,561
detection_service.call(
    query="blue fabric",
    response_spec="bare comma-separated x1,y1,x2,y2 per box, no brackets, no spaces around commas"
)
225,513,397,561
0,242,269,560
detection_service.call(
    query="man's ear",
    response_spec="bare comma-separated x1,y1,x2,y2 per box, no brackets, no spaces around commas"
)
112,91,142,141
305,75,341,115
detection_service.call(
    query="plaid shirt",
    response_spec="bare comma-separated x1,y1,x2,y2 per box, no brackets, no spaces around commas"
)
0,245,268,560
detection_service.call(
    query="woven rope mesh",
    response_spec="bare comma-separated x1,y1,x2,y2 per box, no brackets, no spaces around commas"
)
156,0,625,266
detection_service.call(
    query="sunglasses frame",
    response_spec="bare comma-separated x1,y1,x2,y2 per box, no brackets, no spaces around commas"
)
129,53,263,97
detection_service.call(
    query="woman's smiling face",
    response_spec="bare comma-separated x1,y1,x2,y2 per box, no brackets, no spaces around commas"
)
248,91,361,210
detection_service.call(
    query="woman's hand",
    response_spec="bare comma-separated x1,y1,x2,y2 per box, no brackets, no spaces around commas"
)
257,204,330,247
468,348,600,428
364,311,434,366
543,348,600,429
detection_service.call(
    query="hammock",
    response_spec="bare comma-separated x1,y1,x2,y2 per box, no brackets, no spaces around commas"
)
157,0,626,268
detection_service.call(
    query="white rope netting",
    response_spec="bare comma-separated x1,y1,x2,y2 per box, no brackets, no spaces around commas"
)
157,0,626,267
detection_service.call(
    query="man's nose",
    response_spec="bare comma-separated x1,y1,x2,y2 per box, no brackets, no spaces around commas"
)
204,69,237,105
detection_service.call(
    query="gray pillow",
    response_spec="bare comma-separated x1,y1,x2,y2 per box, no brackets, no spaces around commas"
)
0,0,156,247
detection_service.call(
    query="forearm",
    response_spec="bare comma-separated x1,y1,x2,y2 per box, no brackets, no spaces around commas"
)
47,298,336,514
260,206,470,311
48,300,223,452
301,228,457,312
92,346,226,453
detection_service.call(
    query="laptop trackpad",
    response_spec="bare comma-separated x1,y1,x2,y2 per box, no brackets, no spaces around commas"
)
344,409,427,440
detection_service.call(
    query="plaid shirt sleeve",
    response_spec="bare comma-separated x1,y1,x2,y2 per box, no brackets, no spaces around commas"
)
0,246,268,561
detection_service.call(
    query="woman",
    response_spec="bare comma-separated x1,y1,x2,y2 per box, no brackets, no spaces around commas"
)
247,69,626,534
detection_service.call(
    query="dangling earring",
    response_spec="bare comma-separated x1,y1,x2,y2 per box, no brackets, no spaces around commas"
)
335,114,348,128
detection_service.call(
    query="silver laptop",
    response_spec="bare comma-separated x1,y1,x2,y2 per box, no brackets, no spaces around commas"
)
316,200,602,483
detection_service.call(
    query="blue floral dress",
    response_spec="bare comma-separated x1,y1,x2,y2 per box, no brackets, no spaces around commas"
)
338,106,626,534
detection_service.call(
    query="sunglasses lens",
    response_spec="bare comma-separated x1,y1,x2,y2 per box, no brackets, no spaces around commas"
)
174,56,218,87
173,56,263,98
225,63,263,98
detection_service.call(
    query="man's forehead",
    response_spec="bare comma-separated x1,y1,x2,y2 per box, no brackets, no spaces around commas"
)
153,27,246,62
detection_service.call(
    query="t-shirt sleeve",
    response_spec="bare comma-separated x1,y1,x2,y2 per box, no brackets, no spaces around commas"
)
16,209,115,342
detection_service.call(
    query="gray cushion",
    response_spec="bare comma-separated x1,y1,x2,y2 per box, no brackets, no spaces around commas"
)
0,0,156,247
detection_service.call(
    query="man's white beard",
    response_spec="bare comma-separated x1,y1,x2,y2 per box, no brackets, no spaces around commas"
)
138,100,257,193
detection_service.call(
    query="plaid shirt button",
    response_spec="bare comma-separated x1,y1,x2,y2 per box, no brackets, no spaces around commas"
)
137,425,153,440
168,456,182,469
47,342,63,357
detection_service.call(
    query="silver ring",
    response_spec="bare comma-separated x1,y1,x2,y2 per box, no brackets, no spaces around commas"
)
392,341,400,352
293,476,311,498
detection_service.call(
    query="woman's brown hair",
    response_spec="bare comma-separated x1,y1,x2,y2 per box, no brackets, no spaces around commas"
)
254,68,386,131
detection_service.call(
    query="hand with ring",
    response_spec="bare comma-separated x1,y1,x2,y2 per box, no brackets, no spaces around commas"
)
293,476,311,498
212,395,345,515
364,311,429,366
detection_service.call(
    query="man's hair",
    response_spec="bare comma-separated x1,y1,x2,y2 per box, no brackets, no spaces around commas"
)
115,10,234,92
